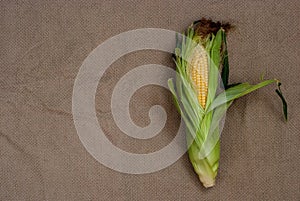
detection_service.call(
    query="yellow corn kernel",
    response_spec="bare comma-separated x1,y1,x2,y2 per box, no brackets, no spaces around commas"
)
189,45,208,108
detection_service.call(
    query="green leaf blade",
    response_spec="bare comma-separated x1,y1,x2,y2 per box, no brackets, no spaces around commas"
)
208,79,276,112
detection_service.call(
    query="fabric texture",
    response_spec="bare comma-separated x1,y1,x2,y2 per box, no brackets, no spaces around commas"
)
1,0,299,200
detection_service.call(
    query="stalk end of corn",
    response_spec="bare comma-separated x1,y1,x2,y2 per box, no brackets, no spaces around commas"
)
199,175,215,188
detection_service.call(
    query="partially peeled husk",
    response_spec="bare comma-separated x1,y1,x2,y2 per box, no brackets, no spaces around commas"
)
168,18,287,188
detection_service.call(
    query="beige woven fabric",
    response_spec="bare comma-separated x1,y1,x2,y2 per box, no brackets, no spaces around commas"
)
1,0,299,200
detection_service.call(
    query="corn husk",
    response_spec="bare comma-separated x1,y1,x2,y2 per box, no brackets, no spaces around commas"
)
168,18,287,188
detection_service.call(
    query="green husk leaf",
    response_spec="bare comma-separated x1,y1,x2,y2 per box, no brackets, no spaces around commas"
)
221,30,229,88
167,78,181,114
206,29,223,108
199,101,232,160
208,79,276,112
168,78,203,147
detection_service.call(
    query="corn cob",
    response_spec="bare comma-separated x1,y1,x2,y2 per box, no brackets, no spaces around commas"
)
168,18,287,189
189,45,208,108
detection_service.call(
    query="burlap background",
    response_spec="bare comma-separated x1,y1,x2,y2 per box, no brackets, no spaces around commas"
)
1,0,299,200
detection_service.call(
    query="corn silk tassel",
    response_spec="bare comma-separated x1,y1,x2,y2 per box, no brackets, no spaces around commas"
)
168,18,287,188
